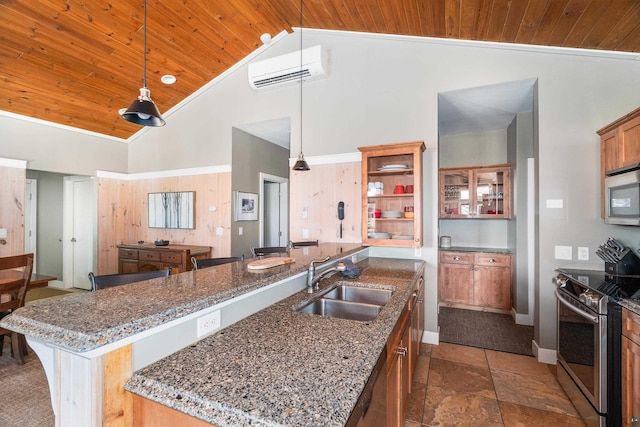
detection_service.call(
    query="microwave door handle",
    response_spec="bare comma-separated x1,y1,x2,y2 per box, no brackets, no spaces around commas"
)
554,290,599,324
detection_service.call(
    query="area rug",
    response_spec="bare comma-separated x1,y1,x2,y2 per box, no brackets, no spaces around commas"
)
25,287,70,303
439,307,534,356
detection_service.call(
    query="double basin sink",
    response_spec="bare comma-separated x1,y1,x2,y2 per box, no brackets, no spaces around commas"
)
296,281,394,321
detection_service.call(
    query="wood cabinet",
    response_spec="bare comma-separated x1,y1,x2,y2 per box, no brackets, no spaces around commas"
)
359,141,425,247
439,165,511,219
439,250,512,311
622,308,640,427
598,107,640,217
117,243,210,274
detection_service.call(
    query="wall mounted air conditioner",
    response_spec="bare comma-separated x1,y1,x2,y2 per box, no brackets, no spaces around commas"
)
248,45,328,90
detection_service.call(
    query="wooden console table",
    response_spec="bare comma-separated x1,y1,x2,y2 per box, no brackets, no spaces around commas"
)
117,243,210,274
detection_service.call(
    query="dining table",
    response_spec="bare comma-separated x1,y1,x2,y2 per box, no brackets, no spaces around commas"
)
0,271,57,289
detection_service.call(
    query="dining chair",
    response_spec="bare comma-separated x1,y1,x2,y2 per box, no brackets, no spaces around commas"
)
191,255,244,270
289,240,319,248
250,246,289,258
88,269,170,291
0,253,34,364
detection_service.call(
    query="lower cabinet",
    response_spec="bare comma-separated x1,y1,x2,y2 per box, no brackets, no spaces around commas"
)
439,251,512,311
622,308,640,427
117,243,210,274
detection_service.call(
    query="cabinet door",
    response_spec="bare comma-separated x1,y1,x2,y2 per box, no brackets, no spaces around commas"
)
619,115,640,168
439,263,473,305
622,335,640,427
474,168,511,218
439,169,471,217
119,259,139,274
473,266,511,310
386,316,411,427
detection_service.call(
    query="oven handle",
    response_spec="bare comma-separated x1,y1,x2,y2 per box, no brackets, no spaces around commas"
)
554,289,599,324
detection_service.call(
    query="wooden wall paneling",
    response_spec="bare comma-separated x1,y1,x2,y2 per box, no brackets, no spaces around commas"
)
289,162,361,244
0,165,26,257
103,344,133,427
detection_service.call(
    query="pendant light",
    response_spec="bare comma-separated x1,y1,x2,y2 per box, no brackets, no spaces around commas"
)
121,0,165,127
292,0,310,171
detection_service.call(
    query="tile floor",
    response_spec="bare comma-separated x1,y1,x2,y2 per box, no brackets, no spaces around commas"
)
404,342,586,427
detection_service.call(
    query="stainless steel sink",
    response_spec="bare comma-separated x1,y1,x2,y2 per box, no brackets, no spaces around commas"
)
297,298,383,321
322,283,393,306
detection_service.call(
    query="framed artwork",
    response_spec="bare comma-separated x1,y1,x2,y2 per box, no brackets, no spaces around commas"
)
148,191,195,229
235,191,258,221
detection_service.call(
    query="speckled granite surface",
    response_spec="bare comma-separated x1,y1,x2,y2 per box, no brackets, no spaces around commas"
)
0,243,364,352
439,246,512,254
125,257,425,427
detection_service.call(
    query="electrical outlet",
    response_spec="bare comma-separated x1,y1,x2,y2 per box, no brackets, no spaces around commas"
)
197,310,221,337
578,247,589,261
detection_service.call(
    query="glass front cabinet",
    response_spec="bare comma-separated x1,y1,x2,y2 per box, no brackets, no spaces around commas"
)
439,165,511,219
359,141,425,247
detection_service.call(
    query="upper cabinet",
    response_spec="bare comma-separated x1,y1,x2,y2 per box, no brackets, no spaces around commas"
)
598,107,640,217
359,141,425,247
439,165,511,219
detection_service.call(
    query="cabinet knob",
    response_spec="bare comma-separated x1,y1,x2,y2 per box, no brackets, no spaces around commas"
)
453,256,461,261
396,346,407,356
631,416,638,424
488,258,496,263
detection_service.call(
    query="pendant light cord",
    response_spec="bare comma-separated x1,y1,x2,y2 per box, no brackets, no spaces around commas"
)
299,0,303,157
143,0,147,89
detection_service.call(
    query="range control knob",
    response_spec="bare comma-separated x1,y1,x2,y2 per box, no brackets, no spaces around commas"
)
553,276,568,287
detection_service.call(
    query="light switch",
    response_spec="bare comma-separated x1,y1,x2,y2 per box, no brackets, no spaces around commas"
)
0,229,6,238
238,227,243,236
302,229,309,239
546,199,563,209
216,227,223,236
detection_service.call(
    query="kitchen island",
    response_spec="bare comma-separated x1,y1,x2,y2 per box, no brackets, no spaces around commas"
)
125,257,424,426
0,243,424,426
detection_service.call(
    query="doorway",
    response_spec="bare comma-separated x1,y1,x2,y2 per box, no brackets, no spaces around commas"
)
260,173,289,247
63,176,96,290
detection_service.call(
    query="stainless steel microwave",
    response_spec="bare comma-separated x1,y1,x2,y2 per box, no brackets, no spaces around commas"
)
605,164,640,225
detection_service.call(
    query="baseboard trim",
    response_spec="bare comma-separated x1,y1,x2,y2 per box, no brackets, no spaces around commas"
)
532,340,556,365
511,308,534,326
421,327,440,345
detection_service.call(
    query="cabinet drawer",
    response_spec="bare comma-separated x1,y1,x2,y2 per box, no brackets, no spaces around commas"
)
119,249,138,260
439,251,473,264
623,308,640,346
160,252,183,264
138,250,161,261
474,253,510,267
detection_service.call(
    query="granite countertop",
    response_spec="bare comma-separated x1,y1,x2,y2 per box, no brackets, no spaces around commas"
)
0,243,364,352
619,299,640,316
124,257,425,427
439,246,512,254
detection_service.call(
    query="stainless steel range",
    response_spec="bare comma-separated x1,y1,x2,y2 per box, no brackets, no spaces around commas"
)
554,262,640,427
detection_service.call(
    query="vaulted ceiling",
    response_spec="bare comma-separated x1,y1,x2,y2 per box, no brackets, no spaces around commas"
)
2,1,639,140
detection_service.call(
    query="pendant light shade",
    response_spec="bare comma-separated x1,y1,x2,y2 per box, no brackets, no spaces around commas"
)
121,0,165,127
292,152,310,171
122,88,165,126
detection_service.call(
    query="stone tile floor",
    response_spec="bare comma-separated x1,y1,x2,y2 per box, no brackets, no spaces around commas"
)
404,342,586,427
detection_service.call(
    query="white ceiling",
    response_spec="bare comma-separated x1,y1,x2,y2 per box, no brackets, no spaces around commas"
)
235,117,291,150
438,78,536,136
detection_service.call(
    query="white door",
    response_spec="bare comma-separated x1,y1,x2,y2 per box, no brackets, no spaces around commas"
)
63,177,96,290
260,173,288,247
25,179,37,272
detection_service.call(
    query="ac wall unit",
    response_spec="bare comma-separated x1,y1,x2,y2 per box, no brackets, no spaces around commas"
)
248,45,328,90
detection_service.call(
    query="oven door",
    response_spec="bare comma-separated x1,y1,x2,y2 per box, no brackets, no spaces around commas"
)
555,289,607,414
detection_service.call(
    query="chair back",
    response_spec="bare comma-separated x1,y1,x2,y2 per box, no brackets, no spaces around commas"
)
0,254,34,315
191,255,244,270
290,240,319,248
88,269,170,291
250,246,289,258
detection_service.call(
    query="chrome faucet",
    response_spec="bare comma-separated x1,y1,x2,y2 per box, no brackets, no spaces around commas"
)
307,257,346,293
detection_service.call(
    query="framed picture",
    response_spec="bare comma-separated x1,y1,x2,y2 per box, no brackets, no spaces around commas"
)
235,191,258,221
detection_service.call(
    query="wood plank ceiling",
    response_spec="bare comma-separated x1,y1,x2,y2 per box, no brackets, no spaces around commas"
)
2,0,639,140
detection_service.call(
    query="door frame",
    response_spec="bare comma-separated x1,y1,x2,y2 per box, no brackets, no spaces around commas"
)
62,176,97,289
25,178,38,272
258,173,288,247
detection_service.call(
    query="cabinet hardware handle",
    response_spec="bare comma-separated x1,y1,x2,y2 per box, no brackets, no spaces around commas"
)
488,258,495,263
631,416,638,424
453,256,461,261
417,298,423,303
396,346,407,356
